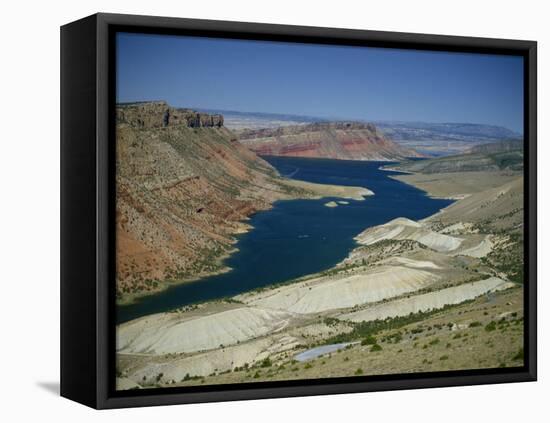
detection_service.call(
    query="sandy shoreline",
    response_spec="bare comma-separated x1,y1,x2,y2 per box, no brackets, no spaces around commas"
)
282,178,374,200
117,176,374,306
117,263,234,306
388,175,471,200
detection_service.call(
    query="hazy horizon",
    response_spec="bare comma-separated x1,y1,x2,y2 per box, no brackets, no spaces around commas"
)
117,33,524,133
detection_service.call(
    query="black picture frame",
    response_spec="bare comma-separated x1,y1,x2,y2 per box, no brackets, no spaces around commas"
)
60,12,537,409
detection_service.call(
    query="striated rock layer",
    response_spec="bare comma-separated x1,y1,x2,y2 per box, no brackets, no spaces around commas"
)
115,102,306,301
238,122,423,161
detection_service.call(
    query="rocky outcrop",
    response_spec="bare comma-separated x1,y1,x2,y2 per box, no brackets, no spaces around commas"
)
115,102,300,301
238,122,423,161
117,101,224,129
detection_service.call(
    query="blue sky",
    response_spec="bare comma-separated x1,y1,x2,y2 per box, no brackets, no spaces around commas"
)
117,33,524,133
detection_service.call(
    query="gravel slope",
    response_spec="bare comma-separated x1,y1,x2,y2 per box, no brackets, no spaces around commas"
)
341,277,515,322
117,307,291,354
239,265,439,314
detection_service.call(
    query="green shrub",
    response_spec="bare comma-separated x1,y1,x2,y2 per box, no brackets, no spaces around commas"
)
469,321,482,328
383,332,403,344
485,321,497,332
260,358,272,368
361,335,377,346
323,317,339,327
370,344,382,352
439,355,449,361
355,368,364,375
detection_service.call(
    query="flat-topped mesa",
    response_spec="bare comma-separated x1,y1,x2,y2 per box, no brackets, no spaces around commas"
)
116,101,224,129
238,121,424,161
238,121,380,140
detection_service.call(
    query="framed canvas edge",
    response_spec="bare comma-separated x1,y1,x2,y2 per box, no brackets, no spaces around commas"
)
60,14,100,409
87,12,537,409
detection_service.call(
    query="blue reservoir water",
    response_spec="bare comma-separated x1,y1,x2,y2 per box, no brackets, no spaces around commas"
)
117,157,453,323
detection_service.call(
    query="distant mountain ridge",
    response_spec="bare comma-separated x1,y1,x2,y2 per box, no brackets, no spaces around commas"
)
199,108,327,124
374,121,522,143
199,109,327,130
199,109,521,144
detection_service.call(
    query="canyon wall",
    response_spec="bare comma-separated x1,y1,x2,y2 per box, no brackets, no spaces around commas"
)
115,102,302,301
238,122,423,161
117,101,224,129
